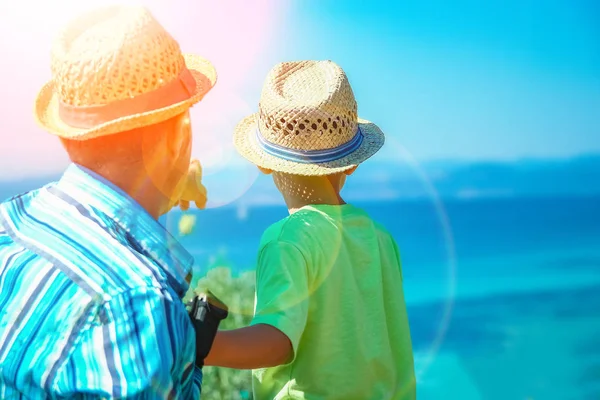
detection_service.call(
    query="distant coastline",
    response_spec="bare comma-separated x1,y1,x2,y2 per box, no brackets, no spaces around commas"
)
1,153,599,205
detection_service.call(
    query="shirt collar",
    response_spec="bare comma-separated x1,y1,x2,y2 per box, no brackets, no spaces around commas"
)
54,163,193,296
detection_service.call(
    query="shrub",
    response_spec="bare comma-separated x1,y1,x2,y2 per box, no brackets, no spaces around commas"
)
185,267,256,400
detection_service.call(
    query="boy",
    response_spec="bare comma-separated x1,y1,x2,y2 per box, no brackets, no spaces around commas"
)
205,61,416,399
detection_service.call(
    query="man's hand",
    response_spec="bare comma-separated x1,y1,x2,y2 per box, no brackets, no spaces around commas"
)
178,159,208,211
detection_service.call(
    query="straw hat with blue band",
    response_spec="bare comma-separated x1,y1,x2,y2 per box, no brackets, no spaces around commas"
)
233,60,385,176
34,6,216,140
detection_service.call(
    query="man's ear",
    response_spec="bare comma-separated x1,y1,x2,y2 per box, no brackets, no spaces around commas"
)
258,166,273,175
166,112,191,157
344,166,358,176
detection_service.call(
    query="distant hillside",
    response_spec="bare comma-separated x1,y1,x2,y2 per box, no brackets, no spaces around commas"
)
241,154,600,204
343,154,600,201
1,154,599,204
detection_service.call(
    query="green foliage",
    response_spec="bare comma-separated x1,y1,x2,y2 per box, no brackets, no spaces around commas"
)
185,267,256,400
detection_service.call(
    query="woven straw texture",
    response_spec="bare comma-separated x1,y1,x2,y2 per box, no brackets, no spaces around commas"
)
234,61,385,176
35,6,216,140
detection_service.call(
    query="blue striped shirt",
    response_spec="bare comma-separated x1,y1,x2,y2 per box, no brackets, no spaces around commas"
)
0,164,201,399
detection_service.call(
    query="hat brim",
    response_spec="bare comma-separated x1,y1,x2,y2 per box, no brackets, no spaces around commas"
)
34,54,217,140
233,114,385,176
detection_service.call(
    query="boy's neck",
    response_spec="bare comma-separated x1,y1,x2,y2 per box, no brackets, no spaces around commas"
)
283,193,347,214
272,173,347,214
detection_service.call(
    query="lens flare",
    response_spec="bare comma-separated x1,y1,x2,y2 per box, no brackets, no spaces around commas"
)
179,214,197,236
0,0,289,179
184,90,262,209
380,135,457,379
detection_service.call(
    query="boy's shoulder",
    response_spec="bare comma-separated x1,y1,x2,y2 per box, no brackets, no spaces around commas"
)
258,207,333,248
259,217,288,247
258,205,396,246
372,219,394,239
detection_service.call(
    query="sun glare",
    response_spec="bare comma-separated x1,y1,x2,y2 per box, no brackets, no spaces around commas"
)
0,0,287,205
2,0,143,34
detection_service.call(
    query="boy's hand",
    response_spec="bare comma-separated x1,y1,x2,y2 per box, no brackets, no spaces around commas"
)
178,159,208,211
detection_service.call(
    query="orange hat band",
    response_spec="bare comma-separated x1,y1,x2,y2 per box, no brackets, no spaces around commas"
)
58,67,197,129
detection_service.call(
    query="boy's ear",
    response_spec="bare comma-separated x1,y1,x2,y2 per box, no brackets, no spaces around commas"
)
258,166,273,175
344,166,358,176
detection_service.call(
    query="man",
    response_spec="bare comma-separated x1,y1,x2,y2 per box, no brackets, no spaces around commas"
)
0,6,215,399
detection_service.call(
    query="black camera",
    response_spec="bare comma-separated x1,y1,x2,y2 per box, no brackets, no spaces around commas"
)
187,290,229,367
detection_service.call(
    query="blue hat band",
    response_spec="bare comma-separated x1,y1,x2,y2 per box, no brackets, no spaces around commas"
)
255,125,364,164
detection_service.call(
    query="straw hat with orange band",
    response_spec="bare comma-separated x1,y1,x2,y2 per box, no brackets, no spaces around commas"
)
34,5,216,140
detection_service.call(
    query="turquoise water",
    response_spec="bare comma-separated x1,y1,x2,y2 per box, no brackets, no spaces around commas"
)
165,196,600,399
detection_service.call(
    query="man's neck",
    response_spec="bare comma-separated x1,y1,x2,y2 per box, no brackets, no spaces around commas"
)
90,166,171,220
125,180,171,220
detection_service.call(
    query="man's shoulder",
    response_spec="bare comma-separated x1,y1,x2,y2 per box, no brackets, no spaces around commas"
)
0,188,45,256
0,223,43,268
0,186,164,298
0,194,104,302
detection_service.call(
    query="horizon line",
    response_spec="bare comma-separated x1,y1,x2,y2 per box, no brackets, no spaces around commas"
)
0,151,599,183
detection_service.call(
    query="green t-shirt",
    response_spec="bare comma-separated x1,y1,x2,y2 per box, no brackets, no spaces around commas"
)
251,204,416,400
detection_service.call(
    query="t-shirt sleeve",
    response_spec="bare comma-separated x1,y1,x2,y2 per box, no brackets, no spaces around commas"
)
251,240,309,359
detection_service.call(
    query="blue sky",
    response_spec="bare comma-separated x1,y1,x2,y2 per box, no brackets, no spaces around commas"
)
250,0,600,161
0,0,598,193
198,0,600,206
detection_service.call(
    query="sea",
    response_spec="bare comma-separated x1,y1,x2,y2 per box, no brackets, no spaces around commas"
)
162,195,600,400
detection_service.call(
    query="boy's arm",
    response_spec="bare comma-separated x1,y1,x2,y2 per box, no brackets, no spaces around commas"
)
205,240,309,370
204,324,293,369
